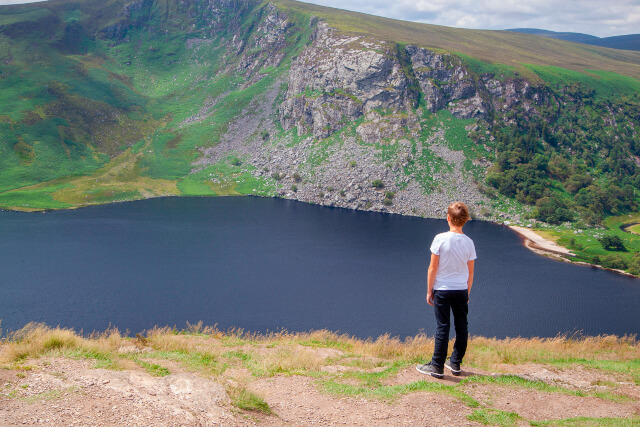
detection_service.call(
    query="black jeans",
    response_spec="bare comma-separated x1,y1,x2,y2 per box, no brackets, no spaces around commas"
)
431,289,468,369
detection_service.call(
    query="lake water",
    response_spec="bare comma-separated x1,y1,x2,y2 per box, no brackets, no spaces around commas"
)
1,197,638,339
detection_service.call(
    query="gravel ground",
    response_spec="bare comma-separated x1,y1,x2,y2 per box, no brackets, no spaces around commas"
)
1,351,638,426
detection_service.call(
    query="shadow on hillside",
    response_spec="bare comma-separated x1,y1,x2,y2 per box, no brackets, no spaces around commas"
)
443,370,484,384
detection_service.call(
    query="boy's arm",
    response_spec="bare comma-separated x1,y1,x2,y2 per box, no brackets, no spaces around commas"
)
427,253,439,306
467,260,475,299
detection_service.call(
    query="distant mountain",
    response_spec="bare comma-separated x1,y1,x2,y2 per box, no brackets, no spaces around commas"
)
508,28,640,51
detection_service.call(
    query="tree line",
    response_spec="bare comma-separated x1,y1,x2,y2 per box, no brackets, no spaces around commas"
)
484,86,639,225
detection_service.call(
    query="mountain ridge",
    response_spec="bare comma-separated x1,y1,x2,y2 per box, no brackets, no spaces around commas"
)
508,28,640,52
1,0,640,272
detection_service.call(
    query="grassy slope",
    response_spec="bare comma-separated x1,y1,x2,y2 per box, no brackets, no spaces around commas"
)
277,0,640,80
530,213,640,272
0,0,290,209
1,324,639,424
0,0,639,212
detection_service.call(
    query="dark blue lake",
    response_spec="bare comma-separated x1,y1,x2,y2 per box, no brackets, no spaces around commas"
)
1,196,639,339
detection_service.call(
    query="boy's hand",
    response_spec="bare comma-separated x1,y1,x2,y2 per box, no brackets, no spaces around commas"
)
427,291,434,306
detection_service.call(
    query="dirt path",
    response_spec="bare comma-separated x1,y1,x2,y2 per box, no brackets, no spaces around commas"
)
1,355,638,426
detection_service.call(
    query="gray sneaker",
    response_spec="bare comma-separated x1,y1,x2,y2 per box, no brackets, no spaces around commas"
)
416,362,444,379
445,359,461,376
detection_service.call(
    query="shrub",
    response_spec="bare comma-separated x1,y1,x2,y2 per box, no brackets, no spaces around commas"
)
349,161,356,168
371,180,384,189
628,253,640,275
291,184,297,192
599,235,626,251
228,386,272,414
339,190,346,197
567,237,582,250
600,254,629,270
229,157,242,167
383,198,393,206
292,172,302,182
271,172,283,181
384,191,395,200
534,195,574,224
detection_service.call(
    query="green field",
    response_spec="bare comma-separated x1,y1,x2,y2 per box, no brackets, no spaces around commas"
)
627,224,640,235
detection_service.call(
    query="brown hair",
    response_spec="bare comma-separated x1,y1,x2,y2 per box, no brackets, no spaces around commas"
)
448,201,470,227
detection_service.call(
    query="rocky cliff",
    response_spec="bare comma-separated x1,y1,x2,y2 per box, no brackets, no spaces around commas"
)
194,4,559,221
1,0,638,226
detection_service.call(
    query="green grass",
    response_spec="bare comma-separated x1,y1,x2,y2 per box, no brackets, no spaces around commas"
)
142,350,222,369
227,386,273,414
549,358,640,386
529,417,640,426
536,212,640,275
461,374,630,403
130,358,171,377
179,159,275,197
64,348,118,370
456,53,517,79
20,387,81,404
523,65,640,99
627,224,640,234
0,182,75,211
321,378,479,406
468,408,522,426
299,337,354,353
0,7,52,27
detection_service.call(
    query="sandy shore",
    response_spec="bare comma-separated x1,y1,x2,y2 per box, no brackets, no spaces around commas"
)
508,225,574,257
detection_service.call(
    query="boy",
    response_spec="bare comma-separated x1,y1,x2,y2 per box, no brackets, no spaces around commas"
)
417,201,476,379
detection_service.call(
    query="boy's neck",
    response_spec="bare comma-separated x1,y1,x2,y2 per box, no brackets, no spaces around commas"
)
447,220,464,234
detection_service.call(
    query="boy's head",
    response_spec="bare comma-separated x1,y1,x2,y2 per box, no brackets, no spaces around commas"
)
447,201,470,227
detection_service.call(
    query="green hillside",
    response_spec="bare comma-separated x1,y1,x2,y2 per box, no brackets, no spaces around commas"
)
0,0,289,209
1,0,639,278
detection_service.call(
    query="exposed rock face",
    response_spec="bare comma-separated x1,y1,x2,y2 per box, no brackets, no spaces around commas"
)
279,23,418,138
235,3,292,80
485,76,549,116
189,3,553,222
279,30,550,139
405,45,490,119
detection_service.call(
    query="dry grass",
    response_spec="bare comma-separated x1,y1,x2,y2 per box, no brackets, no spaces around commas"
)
0,322,123,365
466,335,639,367
1,324,637,382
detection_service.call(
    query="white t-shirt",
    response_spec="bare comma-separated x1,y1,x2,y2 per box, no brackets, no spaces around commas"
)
430,231,477,291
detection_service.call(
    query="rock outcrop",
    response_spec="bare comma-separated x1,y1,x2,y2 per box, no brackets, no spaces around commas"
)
189,5,559,222
279,23,418,138
181,2,559,222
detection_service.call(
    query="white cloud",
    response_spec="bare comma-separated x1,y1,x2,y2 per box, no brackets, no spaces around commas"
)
0,0,47,4
304,0,640,37
0,0,638,37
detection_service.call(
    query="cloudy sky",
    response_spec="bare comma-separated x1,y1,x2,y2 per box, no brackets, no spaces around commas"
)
1,0,638,37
